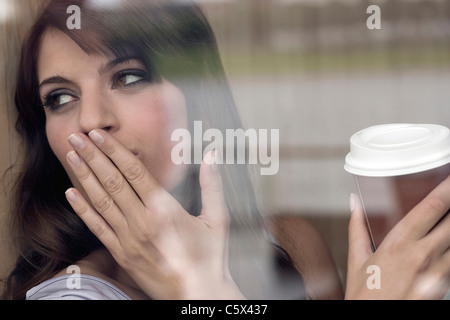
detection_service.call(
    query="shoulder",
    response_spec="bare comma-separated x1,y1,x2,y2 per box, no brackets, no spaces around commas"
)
265,214,344,300
26,274,132,300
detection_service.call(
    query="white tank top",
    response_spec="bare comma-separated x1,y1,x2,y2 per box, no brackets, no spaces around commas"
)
26,274,131,300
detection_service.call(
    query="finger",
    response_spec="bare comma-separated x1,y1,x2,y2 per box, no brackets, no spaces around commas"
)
399,175,450,240
86,130,167,208
198,150,229,229
347,193,374,268
65,188,121,252
66,150,128,233
68,133,144,218
423,210,450,257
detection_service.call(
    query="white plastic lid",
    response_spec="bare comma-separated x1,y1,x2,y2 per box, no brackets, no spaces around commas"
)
344,123,450,177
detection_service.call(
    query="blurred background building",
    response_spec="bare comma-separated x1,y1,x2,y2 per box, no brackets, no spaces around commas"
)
199,0,450,282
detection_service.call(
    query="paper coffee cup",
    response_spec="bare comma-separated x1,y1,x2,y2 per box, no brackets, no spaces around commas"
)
345,123,450,249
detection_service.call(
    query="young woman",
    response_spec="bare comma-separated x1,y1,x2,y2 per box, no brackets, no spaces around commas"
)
2,0,449,300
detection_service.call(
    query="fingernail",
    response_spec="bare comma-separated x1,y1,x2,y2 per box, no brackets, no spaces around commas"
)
350,193,356,212
65,189,77,203
89,130,105,145
203,150,218,171
67,151,82,167
68,134,86,150
210,149,218,172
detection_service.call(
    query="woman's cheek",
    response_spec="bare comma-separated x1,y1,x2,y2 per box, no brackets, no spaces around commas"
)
46,120,75,170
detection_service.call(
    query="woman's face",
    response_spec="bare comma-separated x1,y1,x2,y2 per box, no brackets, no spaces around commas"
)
38,28,188,192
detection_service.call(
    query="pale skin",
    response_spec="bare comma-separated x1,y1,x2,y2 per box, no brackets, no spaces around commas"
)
346,185,450,299
39,28,243,300
38,28,449,300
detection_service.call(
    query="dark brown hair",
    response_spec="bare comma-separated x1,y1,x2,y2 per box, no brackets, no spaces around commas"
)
2,0,305,300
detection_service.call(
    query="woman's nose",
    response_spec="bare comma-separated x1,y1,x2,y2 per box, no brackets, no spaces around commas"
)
77,91,118,134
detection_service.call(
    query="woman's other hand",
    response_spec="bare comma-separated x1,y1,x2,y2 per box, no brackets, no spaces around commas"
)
346,176,450,299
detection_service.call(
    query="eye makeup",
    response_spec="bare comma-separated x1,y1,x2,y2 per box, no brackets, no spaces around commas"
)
111,69,150,89
39,57,155,111
42,89,78,111
40,69,152,111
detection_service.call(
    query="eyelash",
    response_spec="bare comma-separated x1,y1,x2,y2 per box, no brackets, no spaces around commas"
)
42,90,76,111
111,69,150,89
42,69,150,111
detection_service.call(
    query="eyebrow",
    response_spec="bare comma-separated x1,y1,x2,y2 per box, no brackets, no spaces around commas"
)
39,76,75,90
39,57,141,90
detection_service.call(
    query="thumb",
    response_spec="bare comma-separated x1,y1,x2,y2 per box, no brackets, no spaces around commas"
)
347,193,374,268
198,150,229,228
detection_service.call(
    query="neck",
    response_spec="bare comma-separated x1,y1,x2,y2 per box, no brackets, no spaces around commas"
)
77,248,150,300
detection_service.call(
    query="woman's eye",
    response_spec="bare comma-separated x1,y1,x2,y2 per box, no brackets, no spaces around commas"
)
117,75,142,87
43,93,78,110
112,70,148,89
